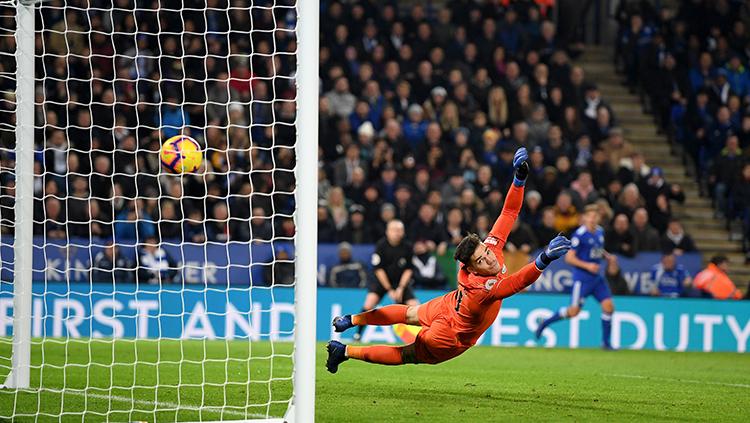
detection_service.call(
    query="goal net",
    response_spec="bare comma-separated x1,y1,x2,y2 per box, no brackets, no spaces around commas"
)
0,0,318,421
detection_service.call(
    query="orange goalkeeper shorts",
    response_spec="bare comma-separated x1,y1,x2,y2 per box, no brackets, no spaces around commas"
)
414,296,469,365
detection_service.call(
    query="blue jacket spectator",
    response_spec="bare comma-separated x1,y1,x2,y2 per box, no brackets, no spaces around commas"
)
402,104,429,149
91,242,134,284
156,98,190,139
113,206,157,241
650,252,691,298
328,243,368,288
136,237,178,284
689,53,717,93
724,57,750,97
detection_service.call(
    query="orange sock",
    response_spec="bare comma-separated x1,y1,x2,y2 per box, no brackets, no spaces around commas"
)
346,345,404,365
352,305,408,326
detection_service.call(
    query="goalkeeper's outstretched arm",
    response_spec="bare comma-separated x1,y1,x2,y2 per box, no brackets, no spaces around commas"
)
488,148,529,248
488,234,572,300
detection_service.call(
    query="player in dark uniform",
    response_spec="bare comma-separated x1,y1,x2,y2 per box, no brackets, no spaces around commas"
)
355,219,418,341
535,204,616,349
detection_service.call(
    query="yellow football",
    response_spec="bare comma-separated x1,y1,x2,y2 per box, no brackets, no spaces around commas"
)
160,135,203,173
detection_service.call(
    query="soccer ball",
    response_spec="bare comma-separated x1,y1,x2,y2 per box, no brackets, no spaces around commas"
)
160,135,203,174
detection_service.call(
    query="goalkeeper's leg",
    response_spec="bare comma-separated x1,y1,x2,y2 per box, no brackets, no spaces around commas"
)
325,341,416,373
332,304,420,333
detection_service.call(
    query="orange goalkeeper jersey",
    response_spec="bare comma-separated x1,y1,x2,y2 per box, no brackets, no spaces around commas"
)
435,184,542,347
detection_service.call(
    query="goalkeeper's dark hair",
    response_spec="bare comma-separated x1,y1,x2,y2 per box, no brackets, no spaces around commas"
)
454,233,483,266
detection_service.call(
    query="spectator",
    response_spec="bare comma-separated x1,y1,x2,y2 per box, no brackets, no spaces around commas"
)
661,219,697,255
40,197,66,239
536,206,559,246
159,201,182,240
183,209,207,244
617,152,650,187
444,207,466,247
325,77,357,118
650,251,691,298
206,203,231,242
91,242,134,284
333,144,364,188
206,72,240,124
328,242,368,288
605,213,636,257
631,207,661,251
441,172,469,207
569,170,599,209
327,187,349,232
591,106,614,146
605,254,630,296
473,213,491,239
402,104,429,149
393,184,418,225
341,204,373,244
506,218,538,254
411,240,447,290
650,194,673,234
541,125,570,166
730,163,750,263
487,86,509,128
552,191,578,234
263,245,295,286
689,52,716,94
581,83,612,133
136,237,178,284
526,103,551,146
521,190,543,230
317,204,338,243
250,208,273,242
693,255,743,300
576,133,593,170
615,183,644,219
588,148,615,192
156,96,190,139
594,199,614,230
601,129,634,171
640,167,685,211
409,204,447,255
709,136,744,218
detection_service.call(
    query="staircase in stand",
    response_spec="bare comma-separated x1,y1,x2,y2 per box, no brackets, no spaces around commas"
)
576,46,750,290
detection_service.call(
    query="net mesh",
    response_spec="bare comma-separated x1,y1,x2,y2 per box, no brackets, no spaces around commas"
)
0,1,300,420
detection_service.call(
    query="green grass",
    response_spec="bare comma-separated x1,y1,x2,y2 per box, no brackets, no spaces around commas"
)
1,340,749,422
0,339,293,422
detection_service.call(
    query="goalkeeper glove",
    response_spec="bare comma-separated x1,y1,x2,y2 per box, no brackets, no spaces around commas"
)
535,233,572,270
512,147,529,186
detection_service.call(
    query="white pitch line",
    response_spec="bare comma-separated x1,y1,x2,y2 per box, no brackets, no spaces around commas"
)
27,388,275,419
607,373,750,389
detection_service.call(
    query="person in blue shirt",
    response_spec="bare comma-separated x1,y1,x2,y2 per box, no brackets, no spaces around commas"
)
650,251,691,298
535,204,616,349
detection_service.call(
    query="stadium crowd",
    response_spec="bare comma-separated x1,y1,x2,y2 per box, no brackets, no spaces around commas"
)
615,0,750,265
1,0,743,298
315,1,694,259
1,0,300,244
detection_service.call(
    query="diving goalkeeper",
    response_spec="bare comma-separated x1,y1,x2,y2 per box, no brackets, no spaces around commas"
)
326,147,572,372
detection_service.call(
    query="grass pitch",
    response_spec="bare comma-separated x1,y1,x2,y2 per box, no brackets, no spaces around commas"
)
1,340,748,422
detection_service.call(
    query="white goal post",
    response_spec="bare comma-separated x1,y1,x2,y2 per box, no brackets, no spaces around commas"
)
0,0,318,421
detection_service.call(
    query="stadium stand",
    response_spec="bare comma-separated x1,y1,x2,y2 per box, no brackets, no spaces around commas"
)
0,0,746,294
614,0,750,288
316,3,694,264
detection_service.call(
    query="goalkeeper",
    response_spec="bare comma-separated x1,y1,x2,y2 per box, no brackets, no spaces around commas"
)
326,148,571,372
